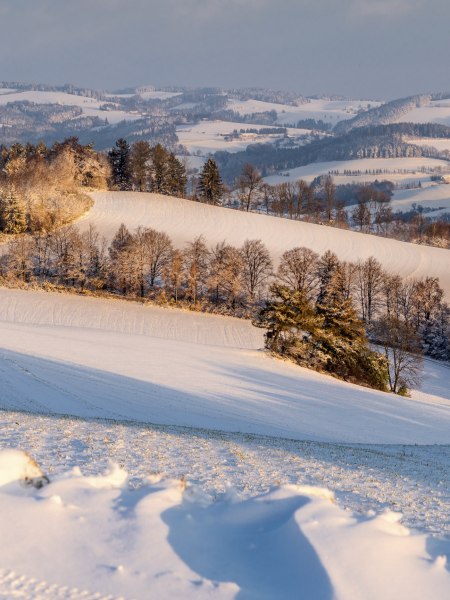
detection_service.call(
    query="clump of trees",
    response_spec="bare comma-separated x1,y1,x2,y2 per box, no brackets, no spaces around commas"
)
254,282,389,390
0,138,109,235
253,248,449,393
108,139,187,197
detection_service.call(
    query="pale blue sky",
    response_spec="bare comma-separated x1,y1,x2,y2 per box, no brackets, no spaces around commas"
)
1,0,449,99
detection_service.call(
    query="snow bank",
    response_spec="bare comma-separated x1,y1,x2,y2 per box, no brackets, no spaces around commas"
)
0,450,448,599
0,449,44,487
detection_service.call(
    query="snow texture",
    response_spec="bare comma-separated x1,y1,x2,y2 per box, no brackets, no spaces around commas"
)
0,450,448,600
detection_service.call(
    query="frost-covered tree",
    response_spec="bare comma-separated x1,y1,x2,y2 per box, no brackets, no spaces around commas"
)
237,163,262,212
0,189,27,234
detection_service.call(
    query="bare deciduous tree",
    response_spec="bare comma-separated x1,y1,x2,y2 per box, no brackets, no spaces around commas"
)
375,315,423,395
240,239,273,301
277,247,319,300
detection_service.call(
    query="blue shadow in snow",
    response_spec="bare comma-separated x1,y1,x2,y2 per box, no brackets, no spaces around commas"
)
162,493,334,600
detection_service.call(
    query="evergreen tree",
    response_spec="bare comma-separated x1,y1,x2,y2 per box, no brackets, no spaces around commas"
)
130,141,151,192
150,144,169,194
108,139,132,191
0,189,27,234
166,153,187,197
197,159,223,205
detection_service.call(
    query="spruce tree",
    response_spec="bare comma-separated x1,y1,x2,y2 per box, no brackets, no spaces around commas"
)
108,139,132,191
166,153,187,197
130,141,151,192
197,159,223,205
150,144,169,194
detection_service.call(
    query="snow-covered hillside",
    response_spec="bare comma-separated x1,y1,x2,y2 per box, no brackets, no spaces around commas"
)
81,192,450,299
228,98,380,126
1,288,449,444
176,120,308,155
391,183,450,215
263,157,450,186
0,90,140,125
396,99,450,126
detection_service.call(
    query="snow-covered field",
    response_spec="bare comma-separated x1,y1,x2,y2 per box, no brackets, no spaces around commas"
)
0,285,449,598
1,287,449,445
392,183,450,215
408,137,450,153
0,447,448,599
396,99,450,126
137,89,182,100
228,98,380,126
81,192,450,299
0,90,140,124
263,157,450,186
177,120,308,156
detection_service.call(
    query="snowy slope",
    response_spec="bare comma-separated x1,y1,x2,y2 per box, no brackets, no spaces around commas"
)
1,288,449,444
392,183,450,215
228,98,380,125
263,157,450,186
396,99,450,126
0,454,449,600
176,120,307,155
0,90,140,124
81,192,450,299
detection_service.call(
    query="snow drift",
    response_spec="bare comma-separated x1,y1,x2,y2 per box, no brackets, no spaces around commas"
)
0,450,448,600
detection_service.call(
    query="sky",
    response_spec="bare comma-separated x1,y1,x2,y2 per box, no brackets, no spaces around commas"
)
1,0,449,99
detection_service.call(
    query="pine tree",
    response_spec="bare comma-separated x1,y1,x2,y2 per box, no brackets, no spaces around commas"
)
197,159,223,205
108,139,132,190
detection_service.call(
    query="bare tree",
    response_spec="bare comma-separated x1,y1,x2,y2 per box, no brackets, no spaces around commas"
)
144,228,173,288
355,257,385,325
376,315,423,395
237,163,262,212
208,242,243,307
276,247,319,300
240,239,273,301
183,236,210,304
163,249,184,303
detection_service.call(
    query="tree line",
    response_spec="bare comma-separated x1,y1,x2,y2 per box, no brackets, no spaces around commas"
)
1,221,448,390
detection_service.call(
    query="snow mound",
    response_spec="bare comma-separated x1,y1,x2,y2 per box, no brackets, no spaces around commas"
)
0,454,448,599
0,449,47,488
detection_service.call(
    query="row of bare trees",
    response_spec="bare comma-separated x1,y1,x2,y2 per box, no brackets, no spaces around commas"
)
2,222,448,364
233,164,450,248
